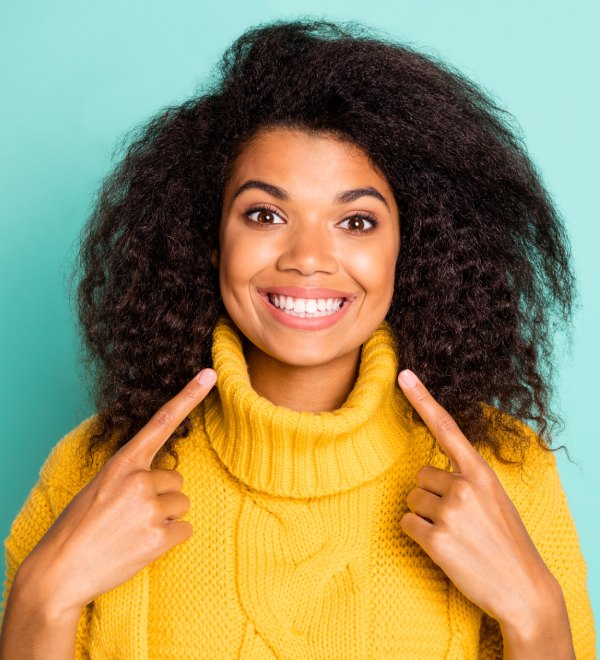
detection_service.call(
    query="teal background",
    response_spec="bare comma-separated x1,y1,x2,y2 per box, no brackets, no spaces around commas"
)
1,0,598,645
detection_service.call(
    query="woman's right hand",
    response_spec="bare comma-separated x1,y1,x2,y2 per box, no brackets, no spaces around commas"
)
16,368,218,619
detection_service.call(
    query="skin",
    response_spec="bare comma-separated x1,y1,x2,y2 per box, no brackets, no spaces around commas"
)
213,126,401,412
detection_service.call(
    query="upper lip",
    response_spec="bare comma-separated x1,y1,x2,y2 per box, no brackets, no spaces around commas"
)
257,286,356,300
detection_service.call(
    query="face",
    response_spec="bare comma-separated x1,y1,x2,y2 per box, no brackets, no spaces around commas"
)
214,126,400,367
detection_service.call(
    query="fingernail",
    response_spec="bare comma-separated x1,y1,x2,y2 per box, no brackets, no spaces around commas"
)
399,369,418,388
197,369,216,386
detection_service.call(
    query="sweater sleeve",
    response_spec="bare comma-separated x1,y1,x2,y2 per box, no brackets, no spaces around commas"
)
0,417,102,659
477,439,597,659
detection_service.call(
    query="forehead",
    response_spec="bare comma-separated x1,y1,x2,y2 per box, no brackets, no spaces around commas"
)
225,127,391,191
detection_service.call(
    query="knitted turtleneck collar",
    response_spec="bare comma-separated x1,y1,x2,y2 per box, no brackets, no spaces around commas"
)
202,314,413,499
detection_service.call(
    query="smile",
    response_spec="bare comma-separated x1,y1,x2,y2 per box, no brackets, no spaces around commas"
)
267,293,345,317
258,292,353,329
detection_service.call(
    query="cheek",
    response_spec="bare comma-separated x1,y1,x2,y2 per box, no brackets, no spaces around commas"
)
217,232,244,301
346,244,397,295
218,228,276,303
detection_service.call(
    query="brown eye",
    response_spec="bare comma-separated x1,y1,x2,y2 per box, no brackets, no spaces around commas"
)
348,217,366,231
244,205,285,226
256,210,275,224
339,214,378,234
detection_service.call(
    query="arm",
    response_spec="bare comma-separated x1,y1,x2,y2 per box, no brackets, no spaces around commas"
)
0,422,97,659
0,561,83,660
499,578,575,659
2,376,213,658
394,378,595,659
479,583,576,660
477,442,596,659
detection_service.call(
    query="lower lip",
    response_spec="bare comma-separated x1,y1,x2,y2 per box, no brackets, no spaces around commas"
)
259,294,353,330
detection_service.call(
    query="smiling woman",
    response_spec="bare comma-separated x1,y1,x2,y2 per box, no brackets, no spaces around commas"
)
0,17,596,660
215,127,400,410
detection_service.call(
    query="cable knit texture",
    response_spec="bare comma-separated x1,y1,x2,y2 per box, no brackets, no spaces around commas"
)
1,315,596,658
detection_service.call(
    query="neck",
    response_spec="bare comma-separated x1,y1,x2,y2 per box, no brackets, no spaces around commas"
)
243,338,361,412
202,314,413,497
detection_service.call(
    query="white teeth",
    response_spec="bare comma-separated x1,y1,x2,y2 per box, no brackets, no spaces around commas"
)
267,294,345,318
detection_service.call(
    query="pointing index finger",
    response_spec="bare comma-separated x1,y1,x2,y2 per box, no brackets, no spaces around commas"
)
118,368,217,469
397,369,481,474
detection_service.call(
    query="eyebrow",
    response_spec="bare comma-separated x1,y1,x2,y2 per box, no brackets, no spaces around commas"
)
230,179,390,211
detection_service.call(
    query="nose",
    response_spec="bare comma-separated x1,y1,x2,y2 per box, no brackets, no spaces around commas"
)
275,222,338,275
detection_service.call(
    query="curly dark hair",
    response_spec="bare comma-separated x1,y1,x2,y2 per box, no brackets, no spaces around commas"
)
70,18,577,473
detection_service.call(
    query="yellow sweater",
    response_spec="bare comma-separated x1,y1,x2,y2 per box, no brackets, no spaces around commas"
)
1,315,596,658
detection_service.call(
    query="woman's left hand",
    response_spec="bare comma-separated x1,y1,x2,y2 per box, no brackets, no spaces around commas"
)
396,368,561,630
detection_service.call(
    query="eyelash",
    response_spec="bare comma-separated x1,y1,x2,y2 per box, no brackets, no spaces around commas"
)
242,204,379,235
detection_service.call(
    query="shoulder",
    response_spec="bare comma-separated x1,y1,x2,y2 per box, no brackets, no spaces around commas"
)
38,414,114,497
477,403,564,523
2,416,115,573
478,402,556,471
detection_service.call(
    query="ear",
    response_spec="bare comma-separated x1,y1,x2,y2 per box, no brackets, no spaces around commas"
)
210,246,219,270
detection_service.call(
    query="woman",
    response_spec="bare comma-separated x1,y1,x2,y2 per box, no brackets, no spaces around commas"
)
0,18,595,659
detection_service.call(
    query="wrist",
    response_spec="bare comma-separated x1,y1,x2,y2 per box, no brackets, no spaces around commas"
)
14,558,84,625
496,569,561,633
498,579,574,659
1,564,82,660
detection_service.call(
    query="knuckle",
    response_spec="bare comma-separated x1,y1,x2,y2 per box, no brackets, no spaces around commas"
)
172,470,184,489
145,526,168,553
415,465,433,485
129,470,151,493
183,381,202,401
166,520,194,548
152,407,173,428
180,520,194,540
102,454,127,478
479,467,499,488
437,503,457,526
413,387,429,404
436,413,458,435
92,480,112,506
172,493,190,514
94,463,124,494
400,511,414,532
110,449,137,471
451,478,472,503
427,528,447,558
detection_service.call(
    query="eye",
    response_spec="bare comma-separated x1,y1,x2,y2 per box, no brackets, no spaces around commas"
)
338,213,379,235
243,204,285,228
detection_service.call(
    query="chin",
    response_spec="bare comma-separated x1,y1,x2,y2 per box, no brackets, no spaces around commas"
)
276,347,349,367
254,335,347,364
